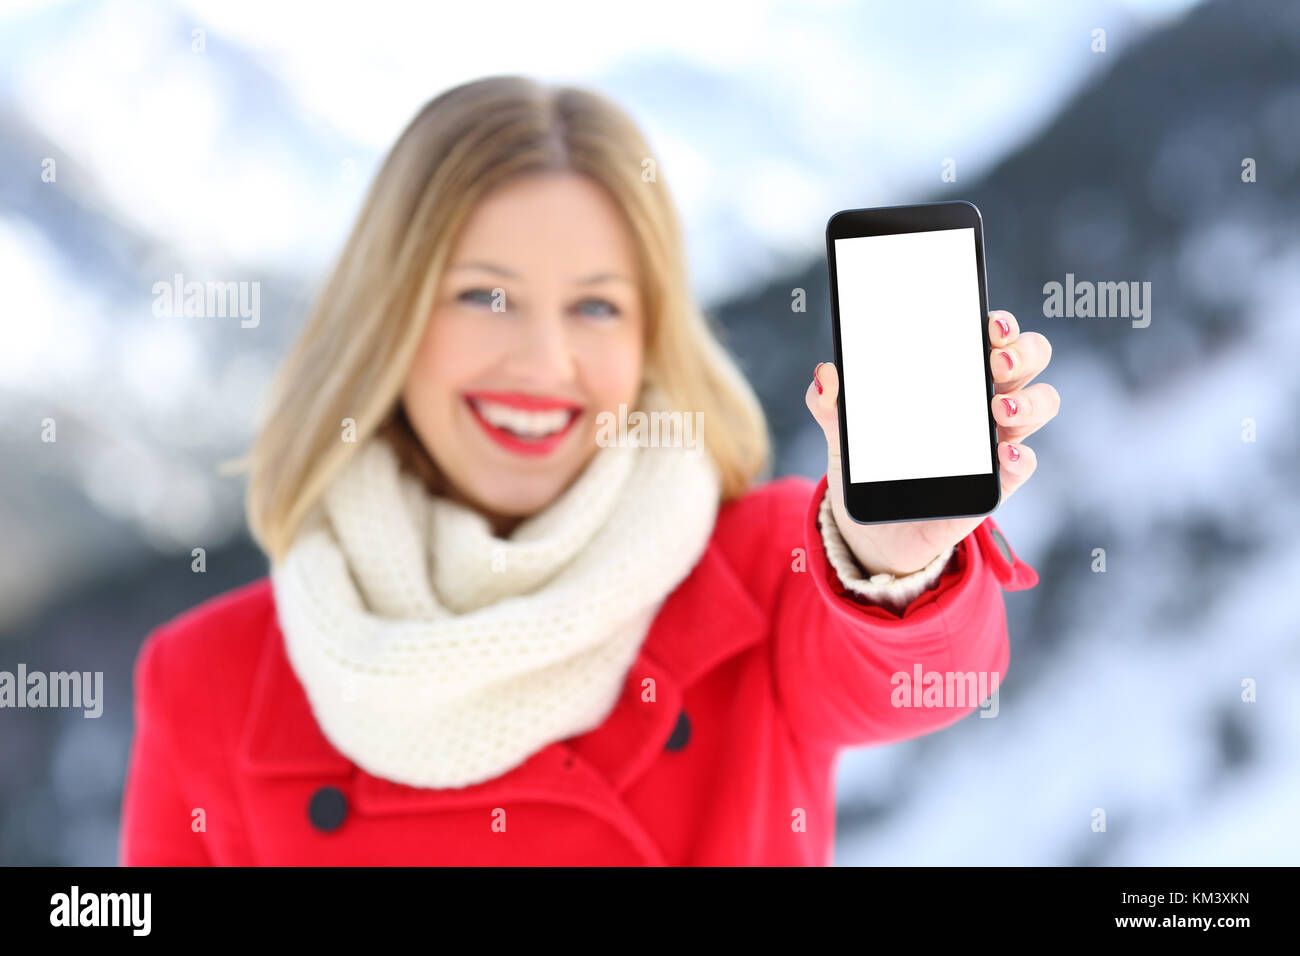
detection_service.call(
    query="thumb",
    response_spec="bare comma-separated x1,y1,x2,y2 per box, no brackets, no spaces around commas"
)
804,361,841,459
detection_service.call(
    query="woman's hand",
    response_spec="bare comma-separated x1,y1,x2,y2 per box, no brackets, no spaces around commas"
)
805,310,1059,577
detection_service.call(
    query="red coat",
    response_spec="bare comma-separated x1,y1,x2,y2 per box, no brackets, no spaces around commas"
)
119,474,1037,866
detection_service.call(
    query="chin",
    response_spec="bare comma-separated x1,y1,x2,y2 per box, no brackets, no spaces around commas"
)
473,469,577,519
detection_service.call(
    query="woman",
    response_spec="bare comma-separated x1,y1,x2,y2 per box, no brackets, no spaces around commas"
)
119,75,1056,866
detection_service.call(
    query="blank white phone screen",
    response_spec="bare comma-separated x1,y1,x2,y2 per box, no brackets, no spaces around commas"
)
834,227,993,484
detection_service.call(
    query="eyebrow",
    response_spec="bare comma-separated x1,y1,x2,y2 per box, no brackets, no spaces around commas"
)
448,262,633,285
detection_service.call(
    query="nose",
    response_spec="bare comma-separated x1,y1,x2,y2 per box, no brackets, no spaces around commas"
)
506,307,576,384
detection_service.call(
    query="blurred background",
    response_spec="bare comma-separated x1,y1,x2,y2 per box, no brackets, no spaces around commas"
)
2,0,1297,865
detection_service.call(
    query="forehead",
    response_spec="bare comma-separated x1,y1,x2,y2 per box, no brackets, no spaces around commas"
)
450,172,640,281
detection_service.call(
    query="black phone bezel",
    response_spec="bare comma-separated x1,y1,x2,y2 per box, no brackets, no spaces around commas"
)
825,200,1001,525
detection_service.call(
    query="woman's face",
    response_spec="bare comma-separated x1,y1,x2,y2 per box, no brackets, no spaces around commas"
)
402,172,646,531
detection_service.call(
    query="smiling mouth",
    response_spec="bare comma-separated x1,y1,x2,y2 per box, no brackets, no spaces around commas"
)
463,392,584,457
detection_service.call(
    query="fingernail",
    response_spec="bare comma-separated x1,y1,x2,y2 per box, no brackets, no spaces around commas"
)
999,350,1014,372
994,317,1010,338
1006,443,1021,462
1001,396,1019,417
814,363,823,394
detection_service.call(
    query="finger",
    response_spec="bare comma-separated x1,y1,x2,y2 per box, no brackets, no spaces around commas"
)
992,381,1061,442
991,330,1053,393
997,440,1037,501
805,361,842,458
989,310,1020,348
806,362,851,518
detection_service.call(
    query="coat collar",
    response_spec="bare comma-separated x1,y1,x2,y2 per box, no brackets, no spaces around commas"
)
238,537,767,820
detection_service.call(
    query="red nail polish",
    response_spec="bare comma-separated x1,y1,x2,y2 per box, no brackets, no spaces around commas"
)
995,318,1010,338
1000,350,1015,372
814,364,823,394
1006,443,1021,462
1001,397,1019,417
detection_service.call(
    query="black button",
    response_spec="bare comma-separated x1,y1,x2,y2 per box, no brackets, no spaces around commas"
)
989,527,1013,565
308,786,348,832
664,709,691,751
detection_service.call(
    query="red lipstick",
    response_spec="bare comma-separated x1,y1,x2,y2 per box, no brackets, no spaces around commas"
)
462,391,583,457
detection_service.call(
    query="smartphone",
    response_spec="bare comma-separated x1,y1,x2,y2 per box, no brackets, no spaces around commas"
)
825,200,1000,524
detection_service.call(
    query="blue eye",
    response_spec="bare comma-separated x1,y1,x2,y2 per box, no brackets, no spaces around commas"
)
575,298,620,318
458,288,503,309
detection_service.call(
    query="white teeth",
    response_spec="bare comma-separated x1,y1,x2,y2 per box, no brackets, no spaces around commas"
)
471,399,575,438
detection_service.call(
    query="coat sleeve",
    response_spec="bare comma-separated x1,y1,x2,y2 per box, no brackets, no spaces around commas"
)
768,474,1039,752
119,626,213,866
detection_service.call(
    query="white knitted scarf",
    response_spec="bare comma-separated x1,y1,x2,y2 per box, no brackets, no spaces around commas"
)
270,393,721,790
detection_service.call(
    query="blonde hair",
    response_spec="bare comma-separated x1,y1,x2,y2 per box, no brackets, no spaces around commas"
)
242,75,771,562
